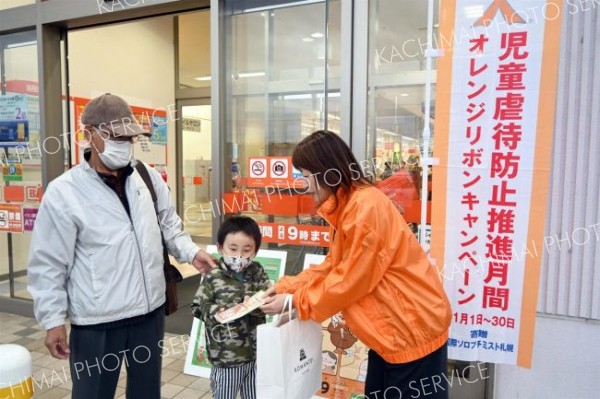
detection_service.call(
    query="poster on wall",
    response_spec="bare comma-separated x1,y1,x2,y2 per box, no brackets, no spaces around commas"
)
151,116,168,145
0,93,28,121
303,254,368,399
4,81,42,151
23,207,39,232
431,0,563,367
183,246,287,378
2,161,23,181
0,93,30,148
0,120,29,146
72,97,169,165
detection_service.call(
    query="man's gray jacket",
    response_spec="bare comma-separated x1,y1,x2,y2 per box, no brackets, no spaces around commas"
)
28,159,199,330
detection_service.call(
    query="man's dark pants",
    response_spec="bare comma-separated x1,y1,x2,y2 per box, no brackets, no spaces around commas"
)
68,307,165,399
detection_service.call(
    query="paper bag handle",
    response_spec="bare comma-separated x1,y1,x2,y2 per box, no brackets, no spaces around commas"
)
280,294,293,321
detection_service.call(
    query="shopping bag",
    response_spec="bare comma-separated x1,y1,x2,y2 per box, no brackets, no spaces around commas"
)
257,295,323,399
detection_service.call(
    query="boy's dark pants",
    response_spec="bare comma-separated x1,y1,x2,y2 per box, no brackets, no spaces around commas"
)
68,308,165,399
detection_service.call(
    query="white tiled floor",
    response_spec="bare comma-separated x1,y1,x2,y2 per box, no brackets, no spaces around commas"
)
0,312,214,399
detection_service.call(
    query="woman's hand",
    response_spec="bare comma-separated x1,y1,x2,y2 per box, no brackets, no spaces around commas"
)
262,286,276,298
260,290,290,315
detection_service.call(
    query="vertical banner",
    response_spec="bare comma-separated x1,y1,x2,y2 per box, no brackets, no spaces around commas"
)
304,254,369,399
184,247,287,378
432,0,563,366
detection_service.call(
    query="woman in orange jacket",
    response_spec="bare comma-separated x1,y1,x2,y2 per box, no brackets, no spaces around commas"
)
261,130,452,399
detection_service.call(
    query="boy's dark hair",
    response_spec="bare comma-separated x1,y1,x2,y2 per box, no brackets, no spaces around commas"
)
217,216,262,250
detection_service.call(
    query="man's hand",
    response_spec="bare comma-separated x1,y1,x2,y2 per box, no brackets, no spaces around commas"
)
192,250,217,275
45,325,70,360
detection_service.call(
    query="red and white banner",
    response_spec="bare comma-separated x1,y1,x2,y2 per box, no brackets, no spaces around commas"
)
259,222,330,247
432,0,563,366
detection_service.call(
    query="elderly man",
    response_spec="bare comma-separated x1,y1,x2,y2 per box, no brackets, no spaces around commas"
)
28,93,216,399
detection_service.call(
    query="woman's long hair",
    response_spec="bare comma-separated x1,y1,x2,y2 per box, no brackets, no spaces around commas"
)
292,130,372,208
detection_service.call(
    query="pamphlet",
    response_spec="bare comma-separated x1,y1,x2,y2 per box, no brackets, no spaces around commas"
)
215,290,266,324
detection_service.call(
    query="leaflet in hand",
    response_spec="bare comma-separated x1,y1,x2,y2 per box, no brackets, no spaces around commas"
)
215,290,266,324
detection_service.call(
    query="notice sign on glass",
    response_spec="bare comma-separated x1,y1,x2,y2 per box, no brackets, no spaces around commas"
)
0,120,29,145
2,162,23,181
248,156,306,189
23,207,39,232
0,203,23,233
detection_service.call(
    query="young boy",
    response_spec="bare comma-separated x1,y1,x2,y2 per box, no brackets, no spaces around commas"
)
191,216,271,399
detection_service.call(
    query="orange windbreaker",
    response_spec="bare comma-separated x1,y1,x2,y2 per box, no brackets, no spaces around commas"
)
275,185,452,364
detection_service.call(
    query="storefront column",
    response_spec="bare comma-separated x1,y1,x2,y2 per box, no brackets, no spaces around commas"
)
350,0,369,157
37,24,63,188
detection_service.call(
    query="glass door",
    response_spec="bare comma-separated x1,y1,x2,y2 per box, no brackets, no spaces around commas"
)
0,30,40,300
177,99,213,243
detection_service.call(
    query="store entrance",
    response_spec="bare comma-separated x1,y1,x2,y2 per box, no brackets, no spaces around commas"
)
66,11,213,334
178,99,213,243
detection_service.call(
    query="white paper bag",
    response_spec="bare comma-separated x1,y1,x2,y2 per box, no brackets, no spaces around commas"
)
257,296,323,399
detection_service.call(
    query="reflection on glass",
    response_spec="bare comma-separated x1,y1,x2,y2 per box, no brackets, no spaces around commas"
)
181,104,213,241
224,0,340,276
178,11,211,89
367,0,438,237
0,30,39,299
0,0,34,11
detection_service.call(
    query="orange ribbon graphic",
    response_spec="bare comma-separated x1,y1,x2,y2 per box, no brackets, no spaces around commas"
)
474,0,526,26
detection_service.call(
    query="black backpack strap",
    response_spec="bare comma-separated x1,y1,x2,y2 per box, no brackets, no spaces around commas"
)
134,162,158,214
134,162,182,283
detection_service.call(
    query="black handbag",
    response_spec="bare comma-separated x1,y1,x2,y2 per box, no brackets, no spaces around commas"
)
135,162,183,315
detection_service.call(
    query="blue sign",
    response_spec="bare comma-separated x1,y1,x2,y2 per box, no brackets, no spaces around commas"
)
0,119,29,146
151,116,167,145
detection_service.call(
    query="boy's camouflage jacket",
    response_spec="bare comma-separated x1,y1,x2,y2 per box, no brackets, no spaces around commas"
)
191,259,271,367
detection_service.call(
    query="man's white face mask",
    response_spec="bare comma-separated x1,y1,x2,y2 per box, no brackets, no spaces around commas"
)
94,128,132,170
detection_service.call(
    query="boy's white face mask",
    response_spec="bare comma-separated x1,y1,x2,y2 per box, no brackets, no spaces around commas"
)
222,255,253,273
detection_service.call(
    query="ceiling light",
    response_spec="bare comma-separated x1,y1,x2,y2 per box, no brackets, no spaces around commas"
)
6,40,36,49
194,76,212,81
311,32,324,38
242,0,322,13
302,37,314,42
400,93,409,97
237,72,265,78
